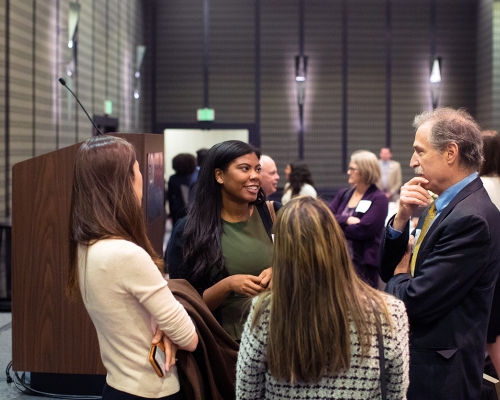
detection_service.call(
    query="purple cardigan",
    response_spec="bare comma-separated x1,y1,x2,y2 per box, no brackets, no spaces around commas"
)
329,184,389,269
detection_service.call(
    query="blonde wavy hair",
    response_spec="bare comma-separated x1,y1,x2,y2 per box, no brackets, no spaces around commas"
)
252,196,392,383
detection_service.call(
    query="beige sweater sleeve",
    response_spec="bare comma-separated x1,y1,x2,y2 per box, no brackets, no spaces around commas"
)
115,241,196,348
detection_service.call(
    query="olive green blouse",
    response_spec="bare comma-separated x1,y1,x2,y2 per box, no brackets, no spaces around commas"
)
220,209,273,340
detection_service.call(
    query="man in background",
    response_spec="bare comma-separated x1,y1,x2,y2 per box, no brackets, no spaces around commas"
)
260,155,280,197
380,108,500,399
377,147,402,202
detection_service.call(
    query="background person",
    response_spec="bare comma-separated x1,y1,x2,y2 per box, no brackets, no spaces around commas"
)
236,197,409,400
379,108,500,400
259,155,280,197
166,140,279,341
481,133,500,377
480,134,500,209
329,150,388,288
281,160,317,204
167,153,196,226
68,135,198,400
377,147,402,202
188,148,209,205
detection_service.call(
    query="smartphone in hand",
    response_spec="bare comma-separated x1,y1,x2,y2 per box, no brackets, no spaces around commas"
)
149,341,166,377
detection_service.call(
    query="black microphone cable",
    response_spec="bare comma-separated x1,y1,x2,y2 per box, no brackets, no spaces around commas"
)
58,78,104,136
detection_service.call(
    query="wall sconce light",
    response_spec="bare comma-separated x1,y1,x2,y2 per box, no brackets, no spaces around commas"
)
68,2,80,49
66,59,74,77
430,56,441,109
133,45,146,99
295,55,308,106
135,45,146,79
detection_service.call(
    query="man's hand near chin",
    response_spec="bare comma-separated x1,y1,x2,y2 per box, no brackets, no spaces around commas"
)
393,177,432,231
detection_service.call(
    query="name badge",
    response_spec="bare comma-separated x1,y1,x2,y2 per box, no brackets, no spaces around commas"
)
355,200,372,213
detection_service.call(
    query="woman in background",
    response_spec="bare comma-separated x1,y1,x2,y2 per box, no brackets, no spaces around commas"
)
236,197,409,399
68,135,198,400
281,160,317,204
329,150,388,288
480,134,500,209
167,140,279,341
482,133,500,377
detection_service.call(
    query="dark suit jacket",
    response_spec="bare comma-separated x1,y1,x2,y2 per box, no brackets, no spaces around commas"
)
330,184,388,269
380,177,500,400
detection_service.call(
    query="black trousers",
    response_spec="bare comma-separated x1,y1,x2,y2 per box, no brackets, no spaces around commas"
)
102,383,182,400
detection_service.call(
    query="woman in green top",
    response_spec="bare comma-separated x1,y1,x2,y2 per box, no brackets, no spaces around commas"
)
166,140,278,340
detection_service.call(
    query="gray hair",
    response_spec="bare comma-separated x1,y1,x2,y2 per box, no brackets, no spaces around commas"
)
351,150,381,185
413,108,483,172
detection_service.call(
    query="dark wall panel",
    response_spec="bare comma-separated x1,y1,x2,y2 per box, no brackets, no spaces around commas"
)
260,0,299,178
476,0,492,130
391,0,431,181
155,0,204,123
493,2,500,130
437,0,477,114
303,0,343,188
210,0,255,123
346,0,386,184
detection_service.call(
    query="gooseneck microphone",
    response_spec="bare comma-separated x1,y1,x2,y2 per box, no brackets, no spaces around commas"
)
58,78,104,136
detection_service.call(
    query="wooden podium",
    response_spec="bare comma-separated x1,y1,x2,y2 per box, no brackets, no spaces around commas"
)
11,133,164,393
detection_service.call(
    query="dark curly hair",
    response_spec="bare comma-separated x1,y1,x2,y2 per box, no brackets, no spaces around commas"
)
288,161,315,196
172,153,196,176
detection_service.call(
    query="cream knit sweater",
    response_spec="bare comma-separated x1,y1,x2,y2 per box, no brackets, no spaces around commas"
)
78,239,196,398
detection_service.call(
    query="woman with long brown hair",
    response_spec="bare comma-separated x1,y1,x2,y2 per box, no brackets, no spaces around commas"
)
236,197,409,399
68,135,198,400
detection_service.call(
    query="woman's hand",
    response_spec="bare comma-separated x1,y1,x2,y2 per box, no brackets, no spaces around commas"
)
258,267,272,289
203,273,267,310
229,274,266,296
346,216,361,225
152,328,178,372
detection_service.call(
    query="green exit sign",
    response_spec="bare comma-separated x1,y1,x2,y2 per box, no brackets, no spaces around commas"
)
197,108,215,121
104,100,113,115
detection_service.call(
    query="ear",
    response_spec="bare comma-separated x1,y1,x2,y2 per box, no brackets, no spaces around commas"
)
214,168,223,184
446,142,459,165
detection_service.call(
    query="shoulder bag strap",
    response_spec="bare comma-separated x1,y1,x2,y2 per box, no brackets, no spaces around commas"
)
266,201,277,224
376,313,387,400
255,201,273,241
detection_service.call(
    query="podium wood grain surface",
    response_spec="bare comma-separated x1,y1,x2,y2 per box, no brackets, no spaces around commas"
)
12,133,164,374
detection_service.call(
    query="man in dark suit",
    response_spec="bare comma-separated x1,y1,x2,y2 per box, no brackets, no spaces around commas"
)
380,108,500,400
